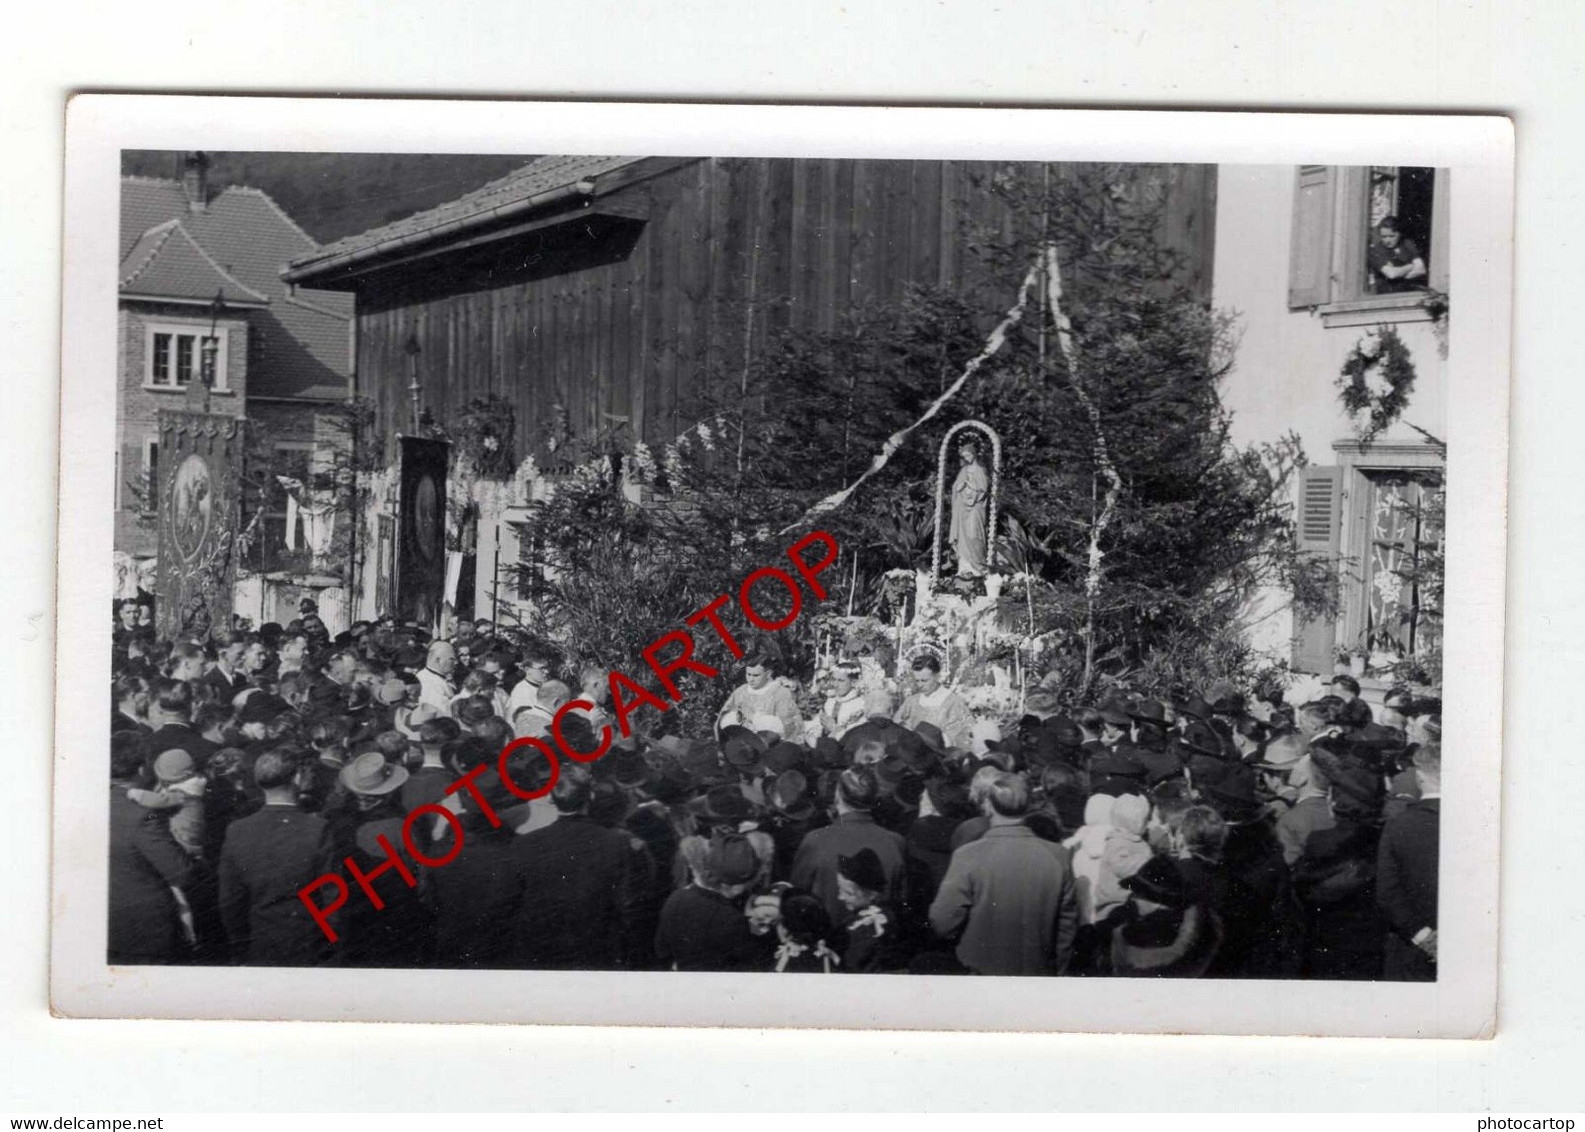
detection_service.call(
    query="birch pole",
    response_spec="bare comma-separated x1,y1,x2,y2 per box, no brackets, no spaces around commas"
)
1042,243,1122,692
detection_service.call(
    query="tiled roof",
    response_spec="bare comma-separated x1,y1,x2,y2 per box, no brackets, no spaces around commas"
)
285,154,644,279
119,219,270,305
121,176,354,400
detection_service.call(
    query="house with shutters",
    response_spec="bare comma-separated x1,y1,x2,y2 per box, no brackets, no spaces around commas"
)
1212,164,1449,684
116,154,356,624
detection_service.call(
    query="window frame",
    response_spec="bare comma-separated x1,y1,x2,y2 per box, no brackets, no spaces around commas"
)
143,322,231,393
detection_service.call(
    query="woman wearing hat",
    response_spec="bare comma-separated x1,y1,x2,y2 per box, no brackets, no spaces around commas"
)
836,848,903,973
1291,745,1389,980
654,833,776,972
1107,855,1223,978
772,889,842,973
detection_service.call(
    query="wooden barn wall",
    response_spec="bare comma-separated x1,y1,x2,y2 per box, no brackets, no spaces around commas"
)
353,159,1216,461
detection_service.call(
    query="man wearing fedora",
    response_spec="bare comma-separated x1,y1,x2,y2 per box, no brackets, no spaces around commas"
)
719,725,772,808
766,768,821,878
1125,698,1183,787
327,750,433,967
1274,747,1337,867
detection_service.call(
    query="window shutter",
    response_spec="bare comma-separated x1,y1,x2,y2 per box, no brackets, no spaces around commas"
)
1428,167,1451,293
1288,165,1335,309
1292,464,1342,672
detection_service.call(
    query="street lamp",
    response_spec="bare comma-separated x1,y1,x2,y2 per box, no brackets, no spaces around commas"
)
201,289,224,389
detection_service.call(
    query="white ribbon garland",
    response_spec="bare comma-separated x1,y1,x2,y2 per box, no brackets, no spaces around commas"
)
780,252,1047,535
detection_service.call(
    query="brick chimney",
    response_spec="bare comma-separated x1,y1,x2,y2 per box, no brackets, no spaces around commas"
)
182,152,211,212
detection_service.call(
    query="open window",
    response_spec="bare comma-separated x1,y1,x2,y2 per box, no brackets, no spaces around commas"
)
1288,165,1449,324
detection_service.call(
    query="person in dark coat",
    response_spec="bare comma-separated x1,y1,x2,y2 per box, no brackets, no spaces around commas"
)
1377,742,1441,981
427,764,527,969
142,678,219,773
112,674,153,736
791,767,908,927
655,833,775,972
1170,804,1259,978
587,779,664,970
906,778,972,897
202,638,253,705
217,749,336,966
512,764,635,969
108,731,196,965
1200,768,1300,977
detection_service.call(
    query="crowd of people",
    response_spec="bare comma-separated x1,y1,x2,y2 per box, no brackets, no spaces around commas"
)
108,596,1441,980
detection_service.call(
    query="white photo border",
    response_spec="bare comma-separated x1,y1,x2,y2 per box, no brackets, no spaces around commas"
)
53,95,1512,1037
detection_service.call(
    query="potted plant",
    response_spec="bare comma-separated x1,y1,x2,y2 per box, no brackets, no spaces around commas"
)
1334,642,1370,678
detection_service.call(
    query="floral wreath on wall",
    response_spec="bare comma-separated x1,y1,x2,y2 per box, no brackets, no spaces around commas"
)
1337,325,1418,443
453,395,519,480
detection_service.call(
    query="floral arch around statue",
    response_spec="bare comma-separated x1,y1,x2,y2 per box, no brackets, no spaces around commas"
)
931,420,1002,590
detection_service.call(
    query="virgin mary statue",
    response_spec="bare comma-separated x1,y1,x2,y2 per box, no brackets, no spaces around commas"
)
948,438,990,577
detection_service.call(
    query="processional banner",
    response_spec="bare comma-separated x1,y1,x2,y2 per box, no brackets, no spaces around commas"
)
155,410,246,640
396,435,449,627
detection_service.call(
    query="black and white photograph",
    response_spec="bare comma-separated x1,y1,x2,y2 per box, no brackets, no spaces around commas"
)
52,98,1511,1037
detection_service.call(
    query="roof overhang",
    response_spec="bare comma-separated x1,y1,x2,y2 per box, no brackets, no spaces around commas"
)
120,292,270,309
283,180,602,289
281,157,692,291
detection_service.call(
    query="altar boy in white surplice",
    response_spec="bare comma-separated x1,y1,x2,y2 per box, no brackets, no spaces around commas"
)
896,653,973,751
717,653,804,740
819,661,869,740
